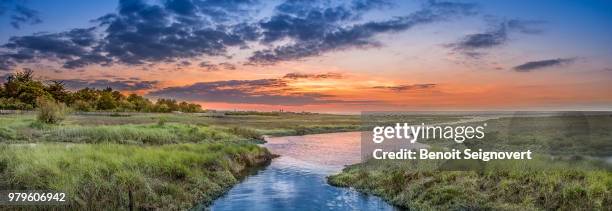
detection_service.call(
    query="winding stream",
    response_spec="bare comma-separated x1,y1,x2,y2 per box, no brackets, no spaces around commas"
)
208,132,398,210
208,115,511,210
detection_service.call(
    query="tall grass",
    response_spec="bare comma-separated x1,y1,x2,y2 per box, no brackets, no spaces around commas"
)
0,113,366,142
227,127,263,141
0,112,371,209
43,123,238,144
0,143,272,210
0,114,263,144
328,157,612,210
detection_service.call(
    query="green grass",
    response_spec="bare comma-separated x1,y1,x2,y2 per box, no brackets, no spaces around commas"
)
328,157,612,210
66,112,364,136
329,113,612,210
0,143,272,210
0,112,365,210
0,113,282,210
3,112,610,210
42,124,240,144
1,112,364,139
419,114,612,157
0,115,266,144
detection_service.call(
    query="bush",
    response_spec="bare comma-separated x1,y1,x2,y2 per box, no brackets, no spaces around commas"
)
36,97,69,124
157,117,167,126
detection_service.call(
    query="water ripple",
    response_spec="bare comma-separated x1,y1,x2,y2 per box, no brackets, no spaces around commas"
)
208,132,397,211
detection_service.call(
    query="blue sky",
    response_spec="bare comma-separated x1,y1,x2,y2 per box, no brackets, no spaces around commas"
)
0,0,611,111
3,1,611,47
2,0,611,64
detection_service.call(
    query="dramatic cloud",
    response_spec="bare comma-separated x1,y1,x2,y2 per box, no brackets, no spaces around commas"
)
1,27,109,70
148,76,372,105
198,61,237,71
283,72,343,80
198,61,218,71
164,0,260,22
449,19,545,57
61,79,160,91
372,83,437,91
0,0,478,70
218,62,237,70
248,0,477,64
1,0,258,69
512,58,576,72
94,0,259,66
0,55,15,71
0,1,42,29
148,79,328,105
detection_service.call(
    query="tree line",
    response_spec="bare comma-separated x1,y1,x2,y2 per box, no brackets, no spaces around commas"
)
0,70,202,113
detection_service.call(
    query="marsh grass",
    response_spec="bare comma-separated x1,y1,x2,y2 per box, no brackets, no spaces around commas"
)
0,113,278,209
329,114,612,210
0,113,366,144
42,123,239,144
328,157,612,210
65,112,364,136
0,112,366,210
0,143,272,210
0,114,270,145
227,127,263,141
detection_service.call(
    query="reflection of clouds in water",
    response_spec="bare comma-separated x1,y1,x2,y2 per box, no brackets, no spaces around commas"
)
265,132,363,169
210,132,396,211
274,156,337,174
327,188,359,210
270,180,295,200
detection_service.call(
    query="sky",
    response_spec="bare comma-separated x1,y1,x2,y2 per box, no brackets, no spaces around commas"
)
0,0,611,112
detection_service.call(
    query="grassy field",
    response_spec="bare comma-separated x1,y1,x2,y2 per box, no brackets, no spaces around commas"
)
1,143,271,210
67,112,363,136
3,111,610,209
0,112,363,143
329,113,612,210
0,111,362,209
329,157,611,210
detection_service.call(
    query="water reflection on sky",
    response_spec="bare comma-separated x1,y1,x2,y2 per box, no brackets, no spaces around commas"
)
209,132,397,211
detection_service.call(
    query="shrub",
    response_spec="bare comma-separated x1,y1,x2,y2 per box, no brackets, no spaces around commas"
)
157,117,167,126
36,97,69,124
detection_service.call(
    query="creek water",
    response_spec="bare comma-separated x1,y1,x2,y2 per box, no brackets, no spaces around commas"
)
208,132,398,211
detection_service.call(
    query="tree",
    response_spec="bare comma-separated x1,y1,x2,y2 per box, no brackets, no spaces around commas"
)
72,100,94,112
155,98,179,112
96,92,117,110
45,80,71,104
178,101,202,112
127,94,152,111
3,69,50,107
73,88,99,103
0,69,203,113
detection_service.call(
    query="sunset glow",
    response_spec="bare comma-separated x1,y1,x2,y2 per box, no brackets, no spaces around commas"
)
1,0,611,112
